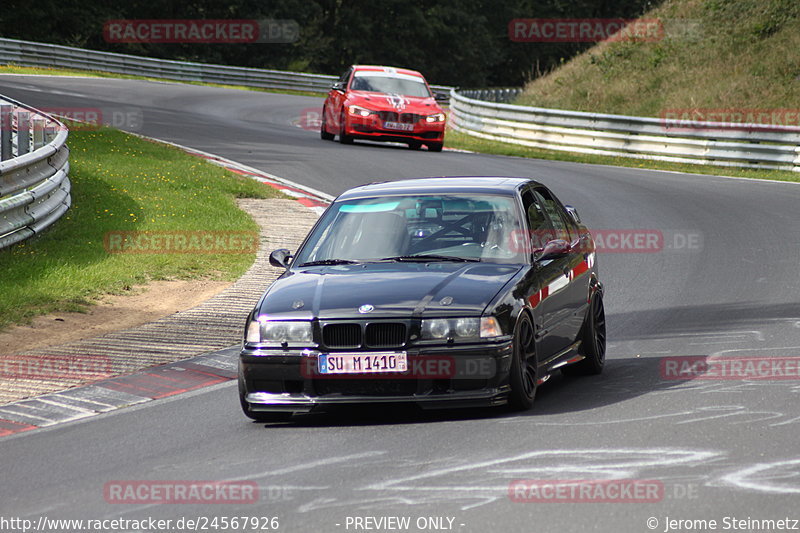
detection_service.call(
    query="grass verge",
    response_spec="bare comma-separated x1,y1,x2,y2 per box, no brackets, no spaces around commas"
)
0,64,325,99
444,129,800,183
516,0,800,117
0,124,284,330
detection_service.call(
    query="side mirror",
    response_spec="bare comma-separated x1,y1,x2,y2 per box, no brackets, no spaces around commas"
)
564,205,581,225
269,249,293,268
535,239,570,262
331,81,344,92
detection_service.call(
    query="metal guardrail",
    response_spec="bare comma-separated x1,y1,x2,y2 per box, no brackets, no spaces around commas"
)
0,95,71,250
458,88,523,103
0,38,453,96
450,89,800,172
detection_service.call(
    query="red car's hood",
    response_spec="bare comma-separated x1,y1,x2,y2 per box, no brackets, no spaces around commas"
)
347,92,442,114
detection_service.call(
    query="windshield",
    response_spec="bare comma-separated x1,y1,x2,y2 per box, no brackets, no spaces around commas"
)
293,194,526,265
350,72,431,98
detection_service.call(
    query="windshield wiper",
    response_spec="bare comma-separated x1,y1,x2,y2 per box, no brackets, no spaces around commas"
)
380,254,481,263
297,258,360,267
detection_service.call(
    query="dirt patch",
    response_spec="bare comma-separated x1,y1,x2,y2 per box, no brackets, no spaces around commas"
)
0,279,231,356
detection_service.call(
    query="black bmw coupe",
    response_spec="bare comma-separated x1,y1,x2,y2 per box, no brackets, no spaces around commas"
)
239,177,605,421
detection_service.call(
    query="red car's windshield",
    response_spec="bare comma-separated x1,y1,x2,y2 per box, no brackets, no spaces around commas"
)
350,72,431,98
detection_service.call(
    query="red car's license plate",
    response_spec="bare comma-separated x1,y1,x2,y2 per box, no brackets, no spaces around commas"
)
383,121,414,132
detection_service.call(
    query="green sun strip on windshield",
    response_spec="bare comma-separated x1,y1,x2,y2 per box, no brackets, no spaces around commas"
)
339,201,401,213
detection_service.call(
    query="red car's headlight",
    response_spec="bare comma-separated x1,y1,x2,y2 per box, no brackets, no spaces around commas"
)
348,105,373,117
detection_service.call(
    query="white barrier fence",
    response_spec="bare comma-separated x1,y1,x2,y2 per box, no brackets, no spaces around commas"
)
450,89,800,172
0,37,453,96
0,95,71,249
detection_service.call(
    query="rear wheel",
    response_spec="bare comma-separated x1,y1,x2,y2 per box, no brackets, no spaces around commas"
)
563,291,606,376
320,108,334,140
338,111,353,144
507,314,537,411
239,375,293,423
427,142,443,152
408,141,422,150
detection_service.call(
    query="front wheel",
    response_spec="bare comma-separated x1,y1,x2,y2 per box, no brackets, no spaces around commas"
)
320,108,334,140
338,111,354,144
427,142,443,152
563,291,606,376
507,314,537,411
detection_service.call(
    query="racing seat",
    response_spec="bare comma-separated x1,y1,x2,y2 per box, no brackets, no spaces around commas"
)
346,211,410,259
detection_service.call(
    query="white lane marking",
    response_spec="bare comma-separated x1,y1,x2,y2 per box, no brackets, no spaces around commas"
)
232,451,386,481
0,84,90,98
672,405,785,425
711,346,800,356
770,415,800,427
666,331,765,342
366,448,720,491
0,74,96,79
720,458,800,494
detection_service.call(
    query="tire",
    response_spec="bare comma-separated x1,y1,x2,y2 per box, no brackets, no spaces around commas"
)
427,142,443,152
507,313,538,411
320,108,335,140
338,111,353,144
408,141,422,150
563,291,606,376
239,375,293,423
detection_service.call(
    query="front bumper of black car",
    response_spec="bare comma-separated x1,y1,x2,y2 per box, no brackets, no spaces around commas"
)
239,341,514,412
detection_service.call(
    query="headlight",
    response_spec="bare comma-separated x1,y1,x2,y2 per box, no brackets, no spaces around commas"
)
422,318,451,339
421,317,502,340
246,318,313,346
348,105,373,117
425,113,445,123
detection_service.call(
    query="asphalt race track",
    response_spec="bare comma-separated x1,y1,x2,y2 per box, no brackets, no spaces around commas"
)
1,76,799,533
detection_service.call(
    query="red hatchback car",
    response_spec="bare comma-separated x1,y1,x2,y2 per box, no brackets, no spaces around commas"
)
320,65,446,152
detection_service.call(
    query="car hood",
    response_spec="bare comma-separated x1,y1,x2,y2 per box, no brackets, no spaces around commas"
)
347,92,443,115
256,262,521,319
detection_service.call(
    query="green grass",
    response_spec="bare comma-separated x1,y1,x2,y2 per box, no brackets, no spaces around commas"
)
444,129,800,182
0,125,284,330
516,0,800,118
0,64,325,99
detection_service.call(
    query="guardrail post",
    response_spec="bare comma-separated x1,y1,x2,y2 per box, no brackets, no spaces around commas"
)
44,122,56,144
0,104,11,160
33,117,45,150
17,110,31,156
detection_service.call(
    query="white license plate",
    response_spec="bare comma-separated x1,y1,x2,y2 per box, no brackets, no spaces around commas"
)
319,352,408,374
383,121,414,132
